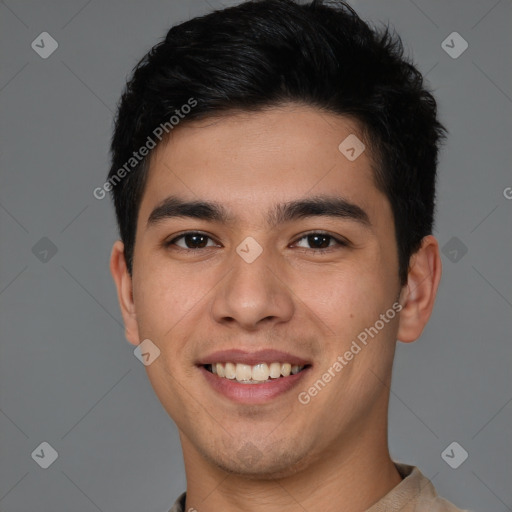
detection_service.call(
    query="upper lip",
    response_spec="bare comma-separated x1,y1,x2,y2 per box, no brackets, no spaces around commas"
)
198,349,311,367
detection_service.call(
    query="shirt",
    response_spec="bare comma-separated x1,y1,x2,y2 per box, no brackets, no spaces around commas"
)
168,463,471,512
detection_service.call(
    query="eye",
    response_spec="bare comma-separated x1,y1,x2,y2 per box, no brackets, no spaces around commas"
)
165,231,219,250
164,230,349,253
292,232,349,252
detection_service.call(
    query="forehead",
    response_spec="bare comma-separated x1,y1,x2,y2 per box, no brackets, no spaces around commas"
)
139,104,386,226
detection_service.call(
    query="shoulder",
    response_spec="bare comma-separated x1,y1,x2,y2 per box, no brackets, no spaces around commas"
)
168,491,187,512
368,462,473,512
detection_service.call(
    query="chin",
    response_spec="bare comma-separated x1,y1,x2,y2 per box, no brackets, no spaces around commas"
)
206,440,315,480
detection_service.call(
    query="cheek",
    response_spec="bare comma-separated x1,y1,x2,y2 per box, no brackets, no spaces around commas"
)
131,259,202,342
293,257,391,335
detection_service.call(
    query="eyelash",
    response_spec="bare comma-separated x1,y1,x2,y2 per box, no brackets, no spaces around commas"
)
164,231,349,254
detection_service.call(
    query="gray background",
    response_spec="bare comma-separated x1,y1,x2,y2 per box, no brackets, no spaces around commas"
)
1,0,511,510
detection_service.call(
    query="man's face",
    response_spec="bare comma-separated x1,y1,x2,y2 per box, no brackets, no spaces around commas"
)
125,104,404,477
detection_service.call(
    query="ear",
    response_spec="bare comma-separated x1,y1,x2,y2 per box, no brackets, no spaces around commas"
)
396,235,442,343
110,240,140,346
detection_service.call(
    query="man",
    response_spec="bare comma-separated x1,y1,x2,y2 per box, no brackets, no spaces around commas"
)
108,0,470,510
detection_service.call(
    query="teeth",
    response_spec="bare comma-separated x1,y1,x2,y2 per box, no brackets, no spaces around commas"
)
269,362,281,378
252,363,270,381
206,362,306,383
235,364,252,381
215,363,225,377
225,362,236,380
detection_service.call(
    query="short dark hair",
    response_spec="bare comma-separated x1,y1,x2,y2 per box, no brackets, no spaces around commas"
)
108,0,446,285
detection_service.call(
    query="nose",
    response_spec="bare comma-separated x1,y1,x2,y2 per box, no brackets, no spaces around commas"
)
210,245,295,331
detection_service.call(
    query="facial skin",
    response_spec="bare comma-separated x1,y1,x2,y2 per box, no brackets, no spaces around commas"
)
110,103,442,512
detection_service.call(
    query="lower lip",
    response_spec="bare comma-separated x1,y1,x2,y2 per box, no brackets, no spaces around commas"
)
199,365,311,404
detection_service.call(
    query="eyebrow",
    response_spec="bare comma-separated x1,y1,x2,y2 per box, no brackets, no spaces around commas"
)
146,194,371,229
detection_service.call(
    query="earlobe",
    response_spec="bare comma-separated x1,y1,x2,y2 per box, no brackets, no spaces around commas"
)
109,240,140,346
396,235,442,343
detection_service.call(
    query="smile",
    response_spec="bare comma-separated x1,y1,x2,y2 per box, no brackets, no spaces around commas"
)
204,362,308,383
199,363,312,404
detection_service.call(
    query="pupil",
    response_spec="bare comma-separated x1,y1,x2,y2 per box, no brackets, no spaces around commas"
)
187,234,207,248
309,234,329,249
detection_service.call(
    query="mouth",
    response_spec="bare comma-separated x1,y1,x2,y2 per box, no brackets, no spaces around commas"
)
197,349,313,403
202,362,311,384
198,360,312,404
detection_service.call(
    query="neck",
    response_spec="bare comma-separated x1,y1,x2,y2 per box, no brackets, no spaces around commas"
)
180,418,402,512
